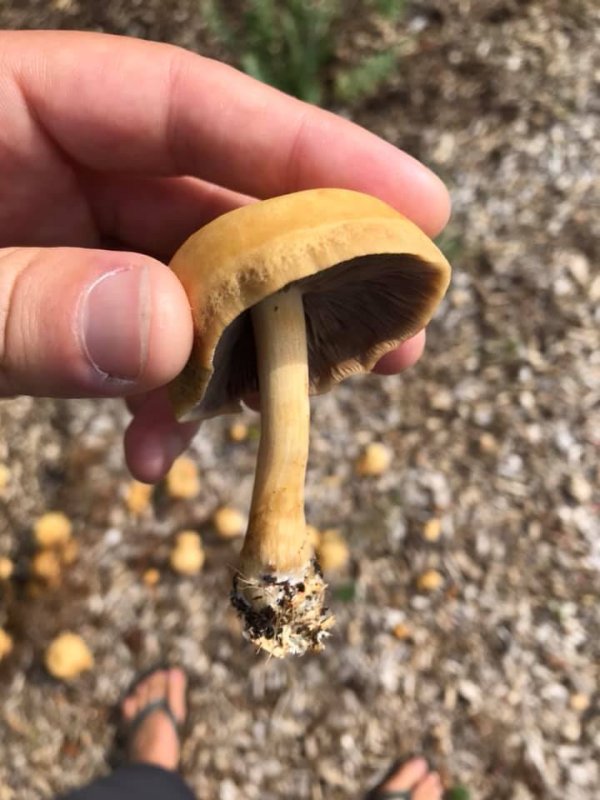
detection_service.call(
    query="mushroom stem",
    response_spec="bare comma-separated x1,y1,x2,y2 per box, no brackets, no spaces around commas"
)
243,286,310,575
233,286,333,656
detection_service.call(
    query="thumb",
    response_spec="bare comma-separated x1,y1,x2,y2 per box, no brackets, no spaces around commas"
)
0,247,193,397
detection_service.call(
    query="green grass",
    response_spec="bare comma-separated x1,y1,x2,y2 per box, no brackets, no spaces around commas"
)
201,0,407,106
444,787,471,800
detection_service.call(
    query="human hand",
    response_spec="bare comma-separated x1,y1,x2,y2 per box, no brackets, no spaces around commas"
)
0,31,450,481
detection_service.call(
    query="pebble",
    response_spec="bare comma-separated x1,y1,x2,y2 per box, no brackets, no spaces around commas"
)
569,693,591,712
391,623,412,640
568,473,592,504
479,433,498,453
431,389,454,411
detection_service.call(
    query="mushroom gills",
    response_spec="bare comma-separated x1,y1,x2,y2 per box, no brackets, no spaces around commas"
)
195,253,444,419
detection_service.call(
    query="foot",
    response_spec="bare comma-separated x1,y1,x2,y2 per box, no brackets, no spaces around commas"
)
121,667,187,771
372,756,443,799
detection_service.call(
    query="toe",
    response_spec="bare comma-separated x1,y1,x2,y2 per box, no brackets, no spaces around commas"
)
413,772,443,800
146,669,168,703
134,676,150,708
167,668,187,724
379,757,429,793
122,696,137,721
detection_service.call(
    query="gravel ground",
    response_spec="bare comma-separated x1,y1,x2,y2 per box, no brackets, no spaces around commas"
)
0,1,598,799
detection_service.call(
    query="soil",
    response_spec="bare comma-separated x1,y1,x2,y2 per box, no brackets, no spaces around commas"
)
0,2,598,799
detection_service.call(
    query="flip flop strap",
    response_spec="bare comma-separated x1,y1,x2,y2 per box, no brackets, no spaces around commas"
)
127,698,180,739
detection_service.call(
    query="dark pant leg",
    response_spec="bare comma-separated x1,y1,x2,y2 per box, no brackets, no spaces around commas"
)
58,763,196,800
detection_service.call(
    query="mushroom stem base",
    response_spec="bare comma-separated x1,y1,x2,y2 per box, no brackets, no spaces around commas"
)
231,561,335,657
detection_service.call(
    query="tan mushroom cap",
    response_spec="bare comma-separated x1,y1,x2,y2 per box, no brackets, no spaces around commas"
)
169,188,451,420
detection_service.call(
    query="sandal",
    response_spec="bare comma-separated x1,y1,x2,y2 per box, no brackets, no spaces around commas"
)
112,664,185,763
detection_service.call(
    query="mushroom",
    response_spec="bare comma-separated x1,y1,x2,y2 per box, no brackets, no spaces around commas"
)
34,511,72,549
170,531,205,576
0,628,13,661
166,456,201,500
213,506,246,539
168,188,451,657
45,632,94,681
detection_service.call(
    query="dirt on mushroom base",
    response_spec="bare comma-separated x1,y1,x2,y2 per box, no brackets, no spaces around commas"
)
0,2,599,800
231,562,334,657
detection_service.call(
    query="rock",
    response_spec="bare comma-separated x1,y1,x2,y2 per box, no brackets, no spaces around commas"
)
391,623,412,640
569,693,591,713
568,473,592,504
479,432,498,453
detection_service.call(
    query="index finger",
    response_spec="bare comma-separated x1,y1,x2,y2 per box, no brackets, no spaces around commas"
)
8,30,450,236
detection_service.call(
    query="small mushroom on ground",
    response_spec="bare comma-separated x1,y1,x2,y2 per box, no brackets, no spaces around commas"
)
392,622,413,640
31,550,63,587
422,517,443,542
417,569,445,592
0,557,13,581
34,512,72,549
125,480,153,515
168,189,450,657
142,568,161,587
355,442,393,477
170,531,205,575
316,529,350,573
45,632,94,680
213,506,246,538
0,628,13,660
228,421,249,442
60,539,79,566
166,457,201,500
305,525,321,549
